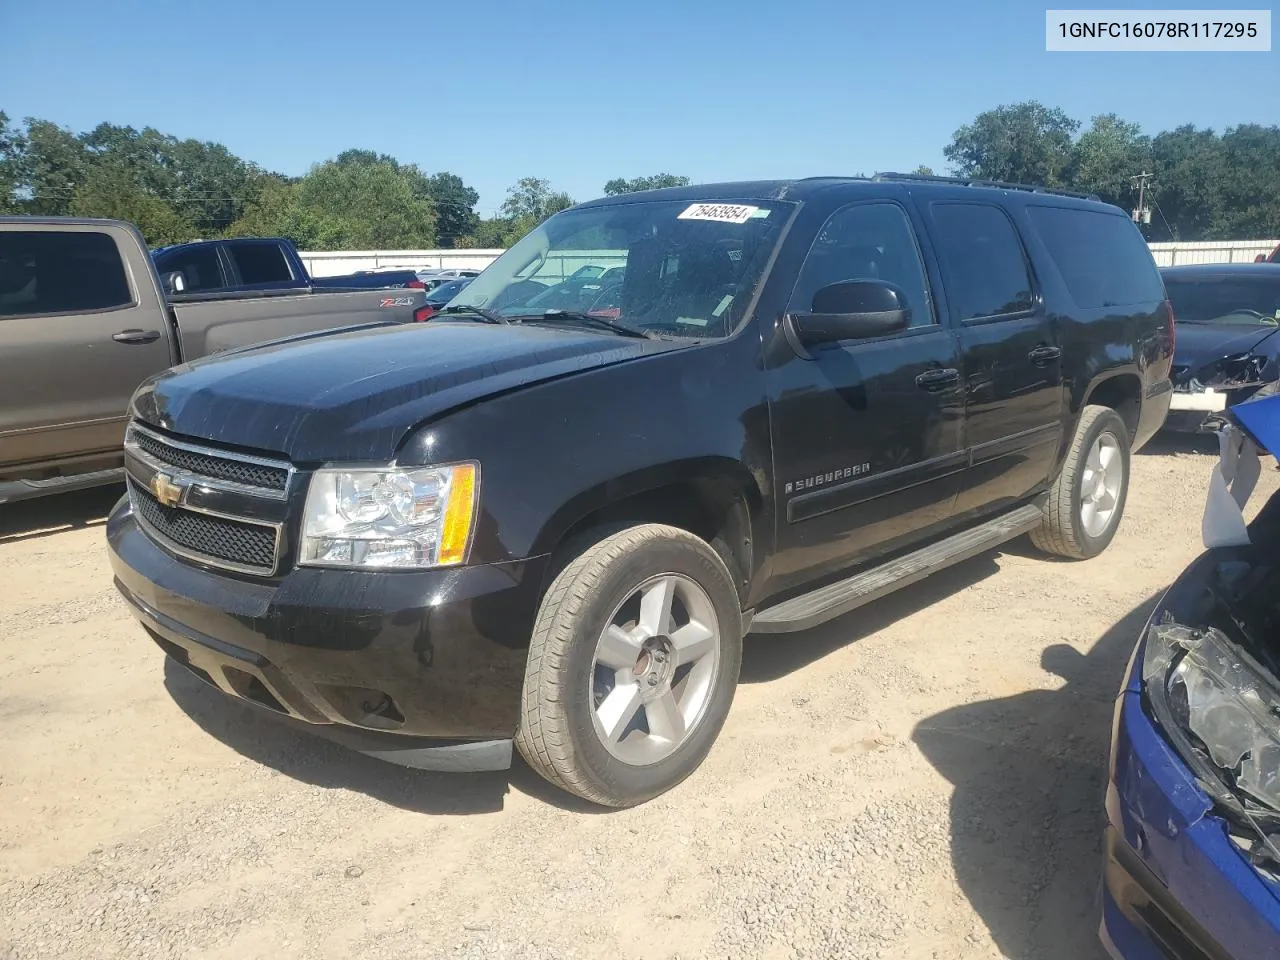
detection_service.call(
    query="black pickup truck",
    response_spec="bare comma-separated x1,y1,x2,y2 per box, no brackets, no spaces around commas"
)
107,175,1174,807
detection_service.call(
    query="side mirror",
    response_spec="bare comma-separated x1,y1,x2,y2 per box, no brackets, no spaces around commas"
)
160,270,186,294
785,280,911,357
1257,254,1268,263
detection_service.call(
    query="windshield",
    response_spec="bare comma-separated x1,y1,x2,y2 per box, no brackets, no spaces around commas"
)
428,278,471,302
1165,276,1280,326
448,198,795,338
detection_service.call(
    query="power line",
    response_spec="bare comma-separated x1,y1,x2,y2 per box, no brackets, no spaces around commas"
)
17,191,504,215
1151,199,1177,241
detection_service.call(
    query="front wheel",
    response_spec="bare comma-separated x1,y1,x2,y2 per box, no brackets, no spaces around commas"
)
515,524,743,807
1031,404,1131,560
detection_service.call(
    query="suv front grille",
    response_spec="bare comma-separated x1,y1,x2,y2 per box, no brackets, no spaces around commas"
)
124,423,292,576
130,428,289,492
129,478,278,572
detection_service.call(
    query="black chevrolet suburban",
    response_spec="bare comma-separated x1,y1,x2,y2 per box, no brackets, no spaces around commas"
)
107,175,1174,807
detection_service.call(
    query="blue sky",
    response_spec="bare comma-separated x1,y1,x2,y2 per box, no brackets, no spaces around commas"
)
1,0,1275,214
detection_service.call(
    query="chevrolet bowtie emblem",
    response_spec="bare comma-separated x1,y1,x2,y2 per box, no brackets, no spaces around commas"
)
149,471,186,508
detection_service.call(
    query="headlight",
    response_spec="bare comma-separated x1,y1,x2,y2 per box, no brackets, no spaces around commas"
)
300,462,479,570
1143,620,1280,811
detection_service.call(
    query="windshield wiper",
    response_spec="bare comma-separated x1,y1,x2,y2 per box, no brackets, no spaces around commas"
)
438,304,509,324
509,309,655,339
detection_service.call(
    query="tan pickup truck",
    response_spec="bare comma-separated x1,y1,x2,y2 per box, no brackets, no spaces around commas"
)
0,217,431,503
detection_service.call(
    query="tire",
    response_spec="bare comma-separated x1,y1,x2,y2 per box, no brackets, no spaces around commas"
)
1031,404,1131,560
515,523,743,808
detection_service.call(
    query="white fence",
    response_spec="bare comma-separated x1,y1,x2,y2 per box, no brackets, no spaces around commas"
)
298,249,505,277
1147,240,1277,266
300,239,1279,277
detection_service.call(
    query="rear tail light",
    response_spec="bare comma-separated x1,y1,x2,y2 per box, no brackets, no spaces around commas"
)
1165,298,1176,355
413,305,435,323
407,279,426,289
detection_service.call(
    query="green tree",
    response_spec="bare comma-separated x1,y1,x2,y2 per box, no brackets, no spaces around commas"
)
0,111,25,213
1066,114,1151,208
911,165,936,176
19,118,91,215
944,101,1080,186
1148,125,1226,241
290,157,437,249
602,173,690,195
167,138,270,234
79,123,179,198
461,176,575,249
500,176,574,222
1212,124,1280,239
457,216,521,249
224,155,450,250
69,162,194,246
424,172,480,246
222,177,346,249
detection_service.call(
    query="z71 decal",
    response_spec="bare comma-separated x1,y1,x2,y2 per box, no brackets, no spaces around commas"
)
786,463,872,495
380,297,416,307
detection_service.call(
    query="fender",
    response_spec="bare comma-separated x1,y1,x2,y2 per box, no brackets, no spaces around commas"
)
395,331,776,586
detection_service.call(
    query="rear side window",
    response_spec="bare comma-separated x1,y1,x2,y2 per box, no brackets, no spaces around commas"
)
230,243,293,285
0,231,133,318
930,203,1035,321
156,246,225,292
789,201,936,329
1027,205,1164,308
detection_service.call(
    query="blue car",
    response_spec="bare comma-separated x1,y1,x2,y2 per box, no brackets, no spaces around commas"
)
1103,396,1280,958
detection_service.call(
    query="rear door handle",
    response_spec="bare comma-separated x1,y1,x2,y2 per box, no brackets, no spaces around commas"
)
915,367,960,391
112,329,162,344
1028,345,1062,365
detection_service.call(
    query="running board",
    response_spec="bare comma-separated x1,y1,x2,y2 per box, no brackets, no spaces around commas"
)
750,503,1045,634
0,468,125,505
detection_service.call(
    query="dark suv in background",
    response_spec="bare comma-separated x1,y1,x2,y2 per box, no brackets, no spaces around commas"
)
107,175,1173,807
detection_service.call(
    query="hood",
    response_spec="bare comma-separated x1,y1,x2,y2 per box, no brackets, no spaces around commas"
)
1174,322,1280,378
131,320,689,462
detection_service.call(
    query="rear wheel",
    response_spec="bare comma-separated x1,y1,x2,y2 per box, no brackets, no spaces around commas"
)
1031,404,1131,560
515,524,743,807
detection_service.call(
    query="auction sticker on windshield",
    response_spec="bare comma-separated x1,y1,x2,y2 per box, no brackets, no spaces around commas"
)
678,203,765,224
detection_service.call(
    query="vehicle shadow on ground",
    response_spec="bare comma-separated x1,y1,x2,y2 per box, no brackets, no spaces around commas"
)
162,658,614,816
912,592,1160,960
0,484,124,544
740,551,1003,683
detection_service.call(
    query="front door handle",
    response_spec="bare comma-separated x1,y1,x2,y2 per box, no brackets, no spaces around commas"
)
112,329,162,344
1028,345,1062,365
915,367,960,391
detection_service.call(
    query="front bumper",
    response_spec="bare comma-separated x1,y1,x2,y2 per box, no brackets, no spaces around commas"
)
1163,382,1275,433
1164,390,1231,434
1101,630,1280,958
1169,390,1229,413
107,494,548,771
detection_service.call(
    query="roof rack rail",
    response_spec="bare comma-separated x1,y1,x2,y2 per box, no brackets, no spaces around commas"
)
872,172,1099,201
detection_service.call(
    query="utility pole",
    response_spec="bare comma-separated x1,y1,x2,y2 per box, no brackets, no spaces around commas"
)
1130,172,1153,226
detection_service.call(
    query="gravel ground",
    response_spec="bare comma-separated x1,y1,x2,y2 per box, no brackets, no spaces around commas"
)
0,435,1267,960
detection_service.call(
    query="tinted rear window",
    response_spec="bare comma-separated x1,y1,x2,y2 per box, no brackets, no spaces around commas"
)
1026,205,1164,309
230,243,293,285
930,203,1035,321
1164,275,1280,326
0,231,132,318
155,245,224,292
